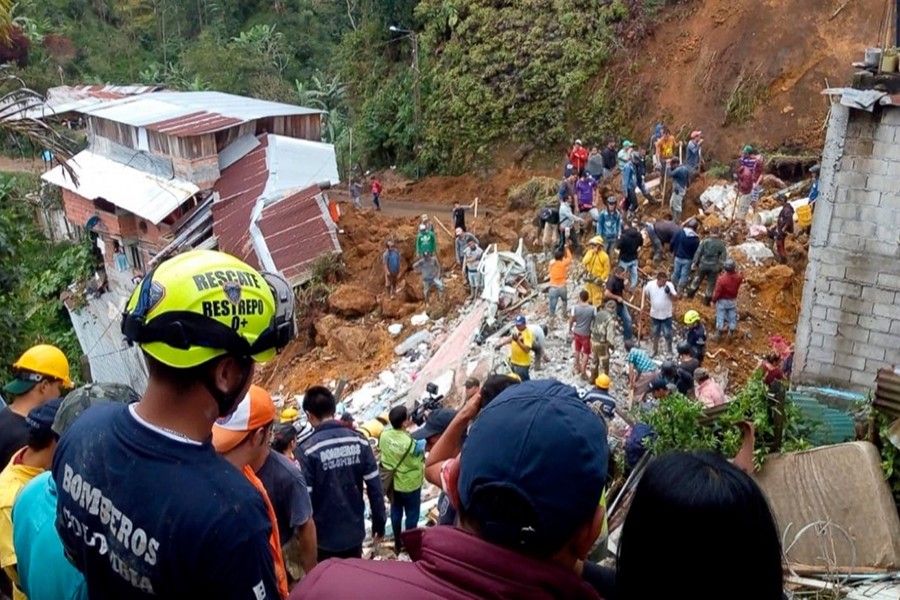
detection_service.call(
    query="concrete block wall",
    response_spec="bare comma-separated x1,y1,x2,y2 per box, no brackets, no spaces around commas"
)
794,104,900,392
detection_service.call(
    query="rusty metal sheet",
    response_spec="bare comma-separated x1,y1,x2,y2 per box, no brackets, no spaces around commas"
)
875,368,900,418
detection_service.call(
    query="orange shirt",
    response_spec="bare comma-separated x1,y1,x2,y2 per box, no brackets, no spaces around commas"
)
243,465,289,599
549,248,572,286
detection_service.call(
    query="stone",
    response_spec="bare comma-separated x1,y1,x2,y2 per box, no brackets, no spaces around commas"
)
328,284,378,317
404,273,425,302
330,326,376,360
381,296,413,319
313,314,343,347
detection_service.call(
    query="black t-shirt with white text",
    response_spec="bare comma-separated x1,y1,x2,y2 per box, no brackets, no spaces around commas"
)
51,403,279,600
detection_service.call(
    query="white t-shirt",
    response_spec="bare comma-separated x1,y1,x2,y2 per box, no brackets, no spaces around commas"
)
643,280,677,320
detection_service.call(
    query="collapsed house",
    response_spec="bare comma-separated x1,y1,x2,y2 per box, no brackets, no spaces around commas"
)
40,88,341,391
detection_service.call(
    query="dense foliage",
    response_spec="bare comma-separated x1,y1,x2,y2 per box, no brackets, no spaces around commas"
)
3,0,662,175
0,174,94,384
645,372,814,469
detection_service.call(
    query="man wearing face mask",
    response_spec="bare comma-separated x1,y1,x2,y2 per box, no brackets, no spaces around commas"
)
51,250,297,600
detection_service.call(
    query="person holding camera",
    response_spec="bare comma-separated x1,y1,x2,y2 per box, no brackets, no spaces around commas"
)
379,406,426,556
643,271,678,357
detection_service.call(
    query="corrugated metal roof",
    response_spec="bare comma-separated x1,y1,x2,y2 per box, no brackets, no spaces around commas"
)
16,84,159,120
875,368,900,418
41,150,199,225
212,134,341,283
81,91,324,136
258,187,341,283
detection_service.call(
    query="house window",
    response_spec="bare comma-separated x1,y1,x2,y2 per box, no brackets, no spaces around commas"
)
127,242,144,272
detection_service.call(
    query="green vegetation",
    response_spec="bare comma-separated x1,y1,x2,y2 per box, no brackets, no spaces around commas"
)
2,0,660,176
645,372,813,469
723,69,769,126
0,173,94,383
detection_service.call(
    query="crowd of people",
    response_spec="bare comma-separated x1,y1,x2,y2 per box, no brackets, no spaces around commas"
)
0,240,794,600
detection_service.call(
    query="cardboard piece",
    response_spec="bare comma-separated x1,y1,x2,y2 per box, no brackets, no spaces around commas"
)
755,442,900,569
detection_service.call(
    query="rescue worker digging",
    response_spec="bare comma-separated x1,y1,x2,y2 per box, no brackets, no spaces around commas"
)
496,316,534,382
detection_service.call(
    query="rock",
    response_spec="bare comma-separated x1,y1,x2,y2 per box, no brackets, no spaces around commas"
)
382,296,418,319
313,314,343,347
403,273,425,302
330,326,376,360
410,313,429,326
328,284,378,317
388,323,403,337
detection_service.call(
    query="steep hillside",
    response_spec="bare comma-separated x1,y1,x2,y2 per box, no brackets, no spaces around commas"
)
621,0,882,158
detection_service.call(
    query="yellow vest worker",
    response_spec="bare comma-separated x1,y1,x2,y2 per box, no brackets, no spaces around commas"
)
582,237,610,306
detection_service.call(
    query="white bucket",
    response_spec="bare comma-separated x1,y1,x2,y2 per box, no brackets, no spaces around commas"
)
752,198,811,227
865,47,883,67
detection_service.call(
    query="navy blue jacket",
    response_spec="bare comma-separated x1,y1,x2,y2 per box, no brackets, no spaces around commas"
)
296,420,386,552
671,229,701,260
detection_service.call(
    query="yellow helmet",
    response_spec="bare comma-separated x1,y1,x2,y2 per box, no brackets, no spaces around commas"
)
595,373,611,389
122,250,296,368
280,407,299,423
11,344,73,388
589,235,604,246
506,372,523,383
684,310,701,325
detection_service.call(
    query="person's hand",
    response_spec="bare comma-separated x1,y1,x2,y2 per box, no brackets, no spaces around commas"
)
459,392,481,422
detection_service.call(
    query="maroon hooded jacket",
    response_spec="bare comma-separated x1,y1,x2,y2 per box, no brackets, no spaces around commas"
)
292,526,602,600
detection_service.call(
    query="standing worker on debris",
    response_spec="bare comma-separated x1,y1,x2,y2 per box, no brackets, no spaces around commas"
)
621,150,639,219
597,197,622,256
451,200,475,232
569,139,589,176
711,259,743,341
569,290,596,378
686,130,704,174
454,228,479,272
379,405,426,556
299,386,386,560
416,223,436,257
576,172,599,230
413,252,445,304
643,272,678,357
655,128,677,176
548,242,573,325
539,204,561,256
463,238,483,302
590,300,618,382
632,146,653,202
808,164,820,208
605,266,634,342
667,157,691,223
686,226,727,305
582,236,610,307
371,176,383,211
587,146,605,181
558,194,584,254
527,323,547,372
771,195,794,264
670,219,701,292
682,310,708,364
601,139,618,179
383,240,401,297
616,222,643,290
496,316,534,382
349,179,362,210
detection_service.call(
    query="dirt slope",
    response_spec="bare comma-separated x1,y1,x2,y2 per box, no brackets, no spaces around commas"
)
629,0,882,157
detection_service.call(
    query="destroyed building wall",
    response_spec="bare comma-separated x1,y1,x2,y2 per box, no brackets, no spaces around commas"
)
794,103,900,391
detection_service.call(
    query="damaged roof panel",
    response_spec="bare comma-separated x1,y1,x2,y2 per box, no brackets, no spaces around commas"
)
145,111,244,136
212,134,341,284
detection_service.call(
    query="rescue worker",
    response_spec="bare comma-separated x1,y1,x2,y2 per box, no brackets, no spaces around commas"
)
771,194,794,264
582,236,610,307
711,259,743,341
280,406,299,423
590,301,618,382
583,373,617,421
596,197,622,255
0,344,72,470
683,310,707,364
686,226,727,304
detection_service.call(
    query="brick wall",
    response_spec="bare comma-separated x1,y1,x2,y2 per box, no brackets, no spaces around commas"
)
794,104,900,392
